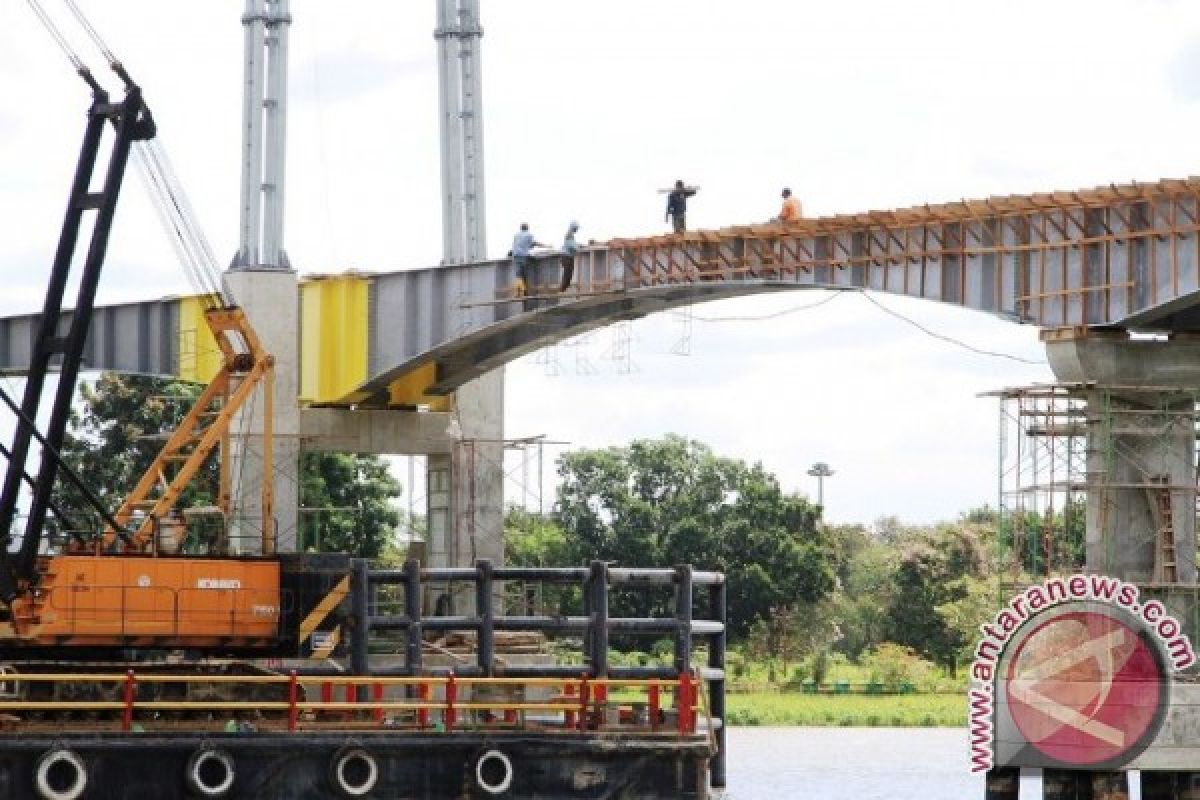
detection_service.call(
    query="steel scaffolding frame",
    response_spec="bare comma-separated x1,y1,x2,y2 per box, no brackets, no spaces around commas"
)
994,382,1200,579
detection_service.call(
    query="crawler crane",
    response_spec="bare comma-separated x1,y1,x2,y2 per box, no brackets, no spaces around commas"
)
0,4,349,705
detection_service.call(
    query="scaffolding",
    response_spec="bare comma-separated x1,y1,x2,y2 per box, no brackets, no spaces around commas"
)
994,382,1200,581
994,382,1200,643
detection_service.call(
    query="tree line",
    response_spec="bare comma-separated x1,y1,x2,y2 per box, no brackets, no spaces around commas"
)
509,433,1044,674
52,373,1044,673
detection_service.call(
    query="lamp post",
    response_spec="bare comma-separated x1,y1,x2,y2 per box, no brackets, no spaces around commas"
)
807,462,834,507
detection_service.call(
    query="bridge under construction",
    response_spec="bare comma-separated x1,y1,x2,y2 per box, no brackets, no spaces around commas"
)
3,1,1200,798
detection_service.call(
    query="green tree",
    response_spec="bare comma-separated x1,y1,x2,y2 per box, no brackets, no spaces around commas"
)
57,372,401,558
298,452,401,558
504,507,576,614
935,574,1003,665
505,507,571,567
55,373,215,531
995,502,1085,576
883,522,991,670
554,434,836,639
829,531,895,659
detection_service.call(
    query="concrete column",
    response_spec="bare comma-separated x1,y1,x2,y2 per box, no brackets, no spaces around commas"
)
451,370,505,568
224,268,300,553
1045,331,1200,583
425,370,504,612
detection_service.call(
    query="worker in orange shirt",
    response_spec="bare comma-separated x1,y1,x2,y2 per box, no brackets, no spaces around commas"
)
776,188,802,223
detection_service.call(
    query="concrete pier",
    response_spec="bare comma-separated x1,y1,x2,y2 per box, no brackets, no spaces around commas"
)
1044,331,1200,582
425,370,504,612
224,268,301,553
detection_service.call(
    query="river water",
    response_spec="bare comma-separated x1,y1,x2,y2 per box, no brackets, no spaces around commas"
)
718,728,1145,800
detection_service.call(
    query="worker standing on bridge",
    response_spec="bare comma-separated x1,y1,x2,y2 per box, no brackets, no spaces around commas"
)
510,223,544,297
775,188,802,223
560,220,580,292
665,179,698,233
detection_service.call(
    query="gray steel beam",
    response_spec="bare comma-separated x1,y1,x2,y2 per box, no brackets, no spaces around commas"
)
6,204,1200,402
0,298,179,377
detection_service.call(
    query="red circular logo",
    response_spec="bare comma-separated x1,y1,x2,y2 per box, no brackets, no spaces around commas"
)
1005,610,1165,766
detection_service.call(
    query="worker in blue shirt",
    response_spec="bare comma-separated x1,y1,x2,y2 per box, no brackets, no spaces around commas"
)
664,179,698,233
510,223,544,297
560,220,580,292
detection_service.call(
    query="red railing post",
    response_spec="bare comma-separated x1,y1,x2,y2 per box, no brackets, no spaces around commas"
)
121,670,136,732
417,682,430,729
287,671,299,732
563,681,577,729
445,673,457,732
503,687,517,726
649,683,661,731
319,680,332,724
344,682,355,705
677,672,694,735
577,677,590,732
593,682,608,730
372,683,385,724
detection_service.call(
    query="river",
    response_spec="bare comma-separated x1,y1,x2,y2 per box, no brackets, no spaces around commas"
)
718,728,1144,800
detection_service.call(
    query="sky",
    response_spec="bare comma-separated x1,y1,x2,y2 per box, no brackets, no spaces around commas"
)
2,1,1200,525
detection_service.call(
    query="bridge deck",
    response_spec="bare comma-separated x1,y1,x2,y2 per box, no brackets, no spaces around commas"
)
3,177,1200,408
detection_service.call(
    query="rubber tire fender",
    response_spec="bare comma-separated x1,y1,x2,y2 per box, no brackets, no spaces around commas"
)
329,747,379,798
185,748,236,798
34,749,88,800
475,749,514,796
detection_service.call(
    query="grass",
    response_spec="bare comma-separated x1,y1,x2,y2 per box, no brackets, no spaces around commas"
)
722,691,966,727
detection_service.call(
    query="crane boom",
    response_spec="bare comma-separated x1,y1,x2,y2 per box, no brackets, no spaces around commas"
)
0,71,155,603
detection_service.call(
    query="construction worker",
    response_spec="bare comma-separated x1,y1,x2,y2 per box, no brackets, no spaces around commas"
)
664,179,698,233
560,220,580,292
510,223,544,297
777,188,802,223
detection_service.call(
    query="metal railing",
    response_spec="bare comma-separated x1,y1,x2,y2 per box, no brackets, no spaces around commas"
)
353,560,727,786
0,672,706,738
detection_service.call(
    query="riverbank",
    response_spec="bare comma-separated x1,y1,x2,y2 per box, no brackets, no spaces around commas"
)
723,691,966,727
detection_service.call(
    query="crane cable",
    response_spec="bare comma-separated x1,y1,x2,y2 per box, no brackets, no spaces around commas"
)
133,144,224,308
25,0,234,311
136,140,230,309
60,0,116,64
25,0,86,73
